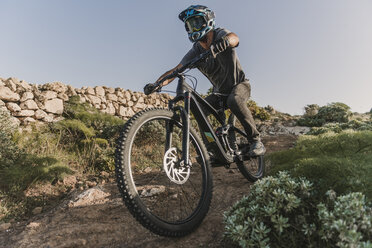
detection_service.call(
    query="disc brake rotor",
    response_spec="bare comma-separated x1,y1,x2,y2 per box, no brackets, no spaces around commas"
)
163,147,190,185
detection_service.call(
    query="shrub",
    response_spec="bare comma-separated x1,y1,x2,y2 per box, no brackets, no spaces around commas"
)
248,100,270,121
307,120,372,135
318,191,372,247
268,130,372,201
298,102,352,127
224,172,372,247
224,172,315,247
52,96,125,172
0,109,23,169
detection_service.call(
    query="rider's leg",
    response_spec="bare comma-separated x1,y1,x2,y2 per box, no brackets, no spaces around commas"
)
226,81,265,155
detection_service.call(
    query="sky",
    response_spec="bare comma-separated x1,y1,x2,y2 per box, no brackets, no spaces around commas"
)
0,0,371,115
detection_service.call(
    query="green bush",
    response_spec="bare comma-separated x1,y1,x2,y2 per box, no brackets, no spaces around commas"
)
298,102,352,127
224,172,315,247
248,100,271,121
224,172,372,247
0,109,23,169
268,130,372,201
52,96,125,172
307,120,372,135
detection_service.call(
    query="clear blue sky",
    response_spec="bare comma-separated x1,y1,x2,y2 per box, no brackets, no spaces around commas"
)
1,0,371,115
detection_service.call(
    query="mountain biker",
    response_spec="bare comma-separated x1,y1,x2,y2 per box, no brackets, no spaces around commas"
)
145,5,265,156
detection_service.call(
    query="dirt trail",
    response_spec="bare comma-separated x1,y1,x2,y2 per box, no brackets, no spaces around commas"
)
0,135,296,248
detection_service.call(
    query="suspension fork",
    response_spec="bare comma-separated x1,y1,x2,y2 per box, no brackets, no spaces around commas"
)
181,91,191,166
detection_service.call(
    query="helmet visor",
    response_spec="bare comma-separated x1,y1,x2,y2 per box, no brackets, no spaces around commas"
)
185,16,207,33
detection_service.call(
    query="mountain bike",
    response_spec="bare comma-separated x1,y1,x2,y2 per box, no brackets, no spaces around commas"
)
115,50,265,237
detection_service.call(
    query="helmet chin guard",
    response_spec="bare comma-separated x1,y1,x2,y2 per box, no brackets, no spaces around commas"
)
179,5,215,42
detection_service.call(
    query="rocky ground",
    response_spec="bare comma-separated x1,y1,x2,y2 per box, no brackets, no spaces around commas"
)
0,134,297,248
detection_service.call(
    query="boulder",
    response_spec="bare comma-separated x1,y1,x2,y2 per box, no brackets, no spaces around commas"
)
17,80,32,91
43,114,54,122
124,91,131,100
35,109,48,119
86,87,95,95
106,93,117,101
39,91,57,100
20,100,39,110
20,91,34,102
95,86,105,96
44,99,64,114
22,117,36,124
87,95,101,105
4,78,17,91
14,110,35,117
42,82,67,93
6,102,21,112
0,86,20,101
105,87,115,94
66,85,77,96
105,102,116,115
57,93,69,101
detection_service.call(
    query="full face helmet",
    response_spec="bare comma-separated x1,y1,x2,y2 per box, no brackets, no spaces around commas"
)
179,5,215,42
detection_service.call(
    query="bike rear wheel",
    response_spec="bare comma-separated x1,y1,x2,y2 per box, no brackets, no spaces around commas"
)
228,114,265,182
115,108,212,237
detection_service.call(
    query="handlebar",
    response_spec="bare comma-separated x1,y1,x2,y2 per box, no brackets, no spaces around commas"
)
153,50,211,90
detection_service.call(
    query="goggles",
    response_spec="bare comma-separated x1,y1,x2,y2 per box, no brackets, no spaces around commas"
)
185,16,207,33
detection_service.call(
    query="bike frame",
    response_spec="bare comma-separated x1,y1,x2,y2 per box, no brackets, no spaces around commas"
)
166,75,248,167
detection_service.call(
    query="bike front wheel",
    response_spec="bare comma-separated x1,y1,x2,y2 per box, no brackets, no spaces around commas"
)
115,108,212,237
228,114,265,182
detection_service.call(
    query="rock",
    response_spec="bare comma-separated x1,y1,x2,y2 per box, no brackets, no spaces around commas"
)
86,87,95,95
0,99,5,106
57,93,69,101
95,86,105,96
20,100,39,110
0,80,4,87
20,91,34,102
17,80,32,91
6,102,21,112
68,186,110,207
44,98,63,114
105,87,115,94
126,108,135,117
52,116,64,122
134,102,145,109
106,93,117,101
100,171,110,178
42,82,67,93
66,85,77,96
35,109,48,119
39,90,57,100
124,91,131,100
118,97,127,104
0,223,11,231
22,117,36,124
127,101,134,107
32,207,43,215
87,95,101,105
86,181,97,188
0,86,20,101
104,103,116,115
5,78,17,91
27,222,40,229
43,114,54,123
14,110,35,117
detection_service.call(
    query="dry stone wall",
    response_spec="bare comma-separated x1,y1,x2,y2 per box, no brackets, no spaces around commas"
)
0,77,171,126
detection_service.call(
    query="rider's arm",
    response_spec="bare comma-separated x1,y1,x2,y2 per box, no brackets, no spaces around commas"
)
225,32,239,48
155,64,183,88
